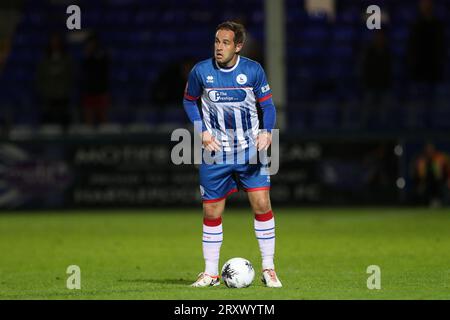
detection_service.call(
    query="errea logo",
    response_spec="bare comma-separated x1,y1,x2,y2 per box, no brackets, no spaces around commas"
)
206,75,214,83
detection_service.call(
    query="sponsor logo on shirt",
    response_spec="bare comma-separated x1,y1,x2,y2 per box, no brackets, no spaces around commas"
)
207,89,247,103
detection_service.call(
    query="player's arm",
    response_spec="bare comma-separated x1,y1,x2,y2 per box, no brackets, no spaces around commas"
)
183,97,220,152
254,64,277,151
257,96,276,151
183,68,220,152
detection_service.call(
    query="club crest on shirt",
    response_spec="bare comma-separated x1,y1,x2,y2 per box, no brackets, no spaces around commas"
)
236,74,247,85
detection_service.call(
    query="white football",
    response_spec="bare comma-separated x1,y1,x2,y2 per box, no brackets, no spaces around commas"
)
221,257,255,288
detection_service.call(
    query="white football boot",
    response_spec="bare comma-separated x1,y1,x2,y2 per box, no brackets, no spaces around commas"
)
191,272,220,287
261,269,283,288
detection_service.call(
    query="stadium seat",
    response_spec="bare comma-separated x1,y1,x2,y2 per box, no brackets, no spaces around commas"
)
310,101,339,129
2,0,448,132
331,26,358,44
162,108,187,126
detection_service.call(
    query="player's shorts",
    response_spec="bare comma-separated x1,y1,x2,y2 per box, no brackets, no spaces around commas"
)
199,162,271,203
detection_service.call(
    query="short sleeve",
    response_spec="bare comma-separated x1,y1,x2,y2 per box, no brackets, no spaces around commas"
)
184,66,202,101
253,64,272,103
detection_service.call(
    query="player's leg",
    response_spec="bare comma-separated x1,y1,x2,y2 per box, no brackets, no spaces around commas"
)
237,161,282,288
236,164,275,271
247,190,282,287
191,199,226,287
248,190,274,271
247,189,276,269
202,199,226,275
192,163,237,287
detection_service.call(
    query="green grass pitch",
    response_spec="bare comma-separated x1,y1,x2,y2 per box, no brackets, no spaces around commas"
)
0,208,449,299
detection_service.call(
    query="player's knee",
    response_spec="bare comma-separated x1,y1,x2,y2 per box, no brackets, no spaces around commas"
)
203,202,223,219
252,197,271,214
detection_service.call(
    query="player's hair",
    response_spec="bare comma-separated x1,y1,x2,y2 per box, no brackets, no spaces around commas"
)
216,21,247,46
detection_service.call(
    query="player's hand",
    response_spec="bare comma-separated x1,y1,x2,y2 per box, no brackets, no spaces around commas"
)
202,131,221,152
257,131,272,151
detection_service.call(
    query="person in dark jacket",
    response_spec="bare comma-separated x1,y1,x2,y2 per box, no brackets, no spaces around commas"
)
360,30,393,128
36,33,73,128
407,0,446,84
81,33,110,126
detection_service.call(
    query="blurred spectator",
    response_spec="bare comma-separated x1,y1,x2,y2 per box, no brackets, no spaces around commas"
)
407,0,446,85
412,143,450,207
362,144,396,202
0,38,10,72
81,33,110,126
35,33,73,128
364,144,391,189
0,0,23,73
360,30,393,128
151,58,195,109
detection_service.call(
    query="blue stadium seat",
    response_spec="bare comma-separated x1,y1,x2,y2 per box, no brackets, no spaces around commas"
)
335,10,360,26
162,108,187,125
134,10,160,27
3,0,449,131
311,101,339,129
431,106,450,129
307,11,330,26
298,26,330,43
332,26,358,43
390,26,409,43
329,45,354,60
286,104,309,130
135,108,159,125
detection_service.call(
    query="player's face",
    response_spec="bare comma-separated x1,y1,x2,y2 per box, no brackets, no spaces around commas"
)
214,29,242,67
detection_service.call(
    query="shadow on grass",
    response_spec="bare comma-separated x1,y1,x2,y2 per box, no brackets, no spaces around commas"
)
1,279,192,299
117,278,192,285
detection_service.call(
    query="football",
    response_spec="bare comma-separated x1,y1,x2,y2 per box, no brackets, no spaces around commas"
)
221,257,255,288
